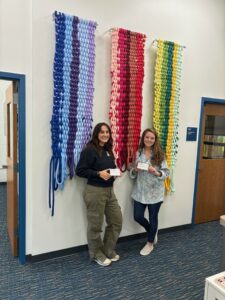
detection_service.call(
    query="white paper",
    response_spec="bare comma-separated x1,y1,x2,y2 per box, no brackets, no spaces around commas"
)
109,168,121,176
137,162,149,171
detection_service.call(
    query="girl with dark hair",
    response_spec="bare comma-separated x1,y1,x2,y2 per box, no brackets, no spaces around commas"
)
130,128,169,256
76,122,122,267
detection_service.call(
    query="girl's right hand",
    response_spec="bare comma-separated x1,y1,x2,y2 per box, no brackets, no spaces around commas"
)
99,169,111,181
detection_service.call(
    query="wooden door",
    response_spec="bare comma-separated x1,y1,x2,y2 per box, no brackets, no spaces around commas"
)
6,82,18,256
195,103,225,224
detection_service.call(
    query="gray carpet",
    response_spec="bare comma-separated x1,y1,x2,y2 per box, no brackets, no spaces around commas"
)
0,183,223,300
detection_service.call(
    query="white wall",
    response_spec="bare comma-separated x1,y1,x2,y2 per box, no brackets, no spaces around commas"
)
0,0,33,252
0,80,11,182
1,0,225,255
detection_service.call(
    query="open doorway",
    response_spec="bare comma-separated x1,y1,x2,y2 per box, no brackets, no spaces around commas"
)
0,72,26,264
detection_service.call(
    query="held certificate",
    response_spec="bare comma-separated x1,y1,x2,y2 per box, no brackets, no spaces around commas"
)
137,162,149,171
109,168,121,176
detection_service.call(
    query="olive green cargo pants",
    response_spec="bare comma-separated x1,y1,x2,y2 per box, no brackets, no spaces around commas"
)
84,185,122,260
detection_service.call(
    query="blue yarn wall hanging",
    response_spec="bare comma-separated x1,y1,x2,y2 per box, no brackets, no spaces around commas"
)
49,11,97,216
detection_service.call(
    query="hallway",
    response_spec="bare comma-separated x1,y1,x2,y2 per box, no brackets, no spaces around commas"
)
0,183,222,299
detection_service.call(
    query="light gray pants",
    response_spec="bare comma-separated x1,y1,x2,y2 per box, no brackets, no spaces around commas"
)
84,185,122,260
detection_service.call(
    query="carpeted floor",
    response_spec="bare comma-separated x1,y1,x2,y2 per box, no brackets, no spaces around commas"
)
0,183,223,299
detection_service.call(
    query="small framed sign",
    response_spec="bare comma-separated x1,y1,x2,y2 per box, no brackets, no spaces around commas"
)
186,127,197,141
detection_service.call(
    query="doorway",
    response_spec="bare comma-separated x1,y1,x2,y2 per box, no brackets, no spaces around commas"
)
193,97,225,224
0,72,26,264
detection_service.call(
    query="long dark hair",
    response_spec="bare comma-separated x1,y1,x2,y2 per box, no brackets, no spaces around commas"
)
139,128,165,166
87,122,114,157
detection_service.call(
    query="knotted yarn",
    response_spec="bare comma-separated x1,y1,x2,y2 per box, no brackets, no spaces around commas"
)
153,39,184,193
109,28,146,170
49,11,97,216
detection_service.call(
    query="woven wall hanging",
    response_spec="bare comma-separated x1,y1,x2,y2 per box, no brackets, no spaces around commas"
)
49,11,97,215
109,28,146,171
153,39,184,193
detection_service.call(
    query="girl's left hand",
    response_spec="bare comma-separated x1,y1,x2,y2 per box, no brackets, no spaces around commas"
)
148,166,159,176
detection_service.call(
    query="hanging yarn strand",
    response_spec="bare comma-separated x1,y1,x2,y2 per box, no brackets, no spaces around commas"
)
153,39,184,193
49,11,97,216
66,16,79,180
73,18,97,170
109,28,146,171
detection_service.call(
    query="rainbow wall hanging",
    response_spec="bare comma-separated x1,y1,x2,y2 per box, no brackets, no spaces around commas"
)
153,39,184,193
109,28,146,170
49,11,97,215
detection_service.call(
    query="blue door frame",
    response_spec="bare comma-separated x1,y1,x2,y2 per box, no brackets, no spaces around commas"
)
192,97,225,224
0,71,26,264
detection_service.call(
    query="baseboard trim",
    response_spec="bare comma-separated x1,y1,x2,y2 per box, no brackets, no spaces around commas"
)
26,224,192,263
119,223,193,243
26,244,89,263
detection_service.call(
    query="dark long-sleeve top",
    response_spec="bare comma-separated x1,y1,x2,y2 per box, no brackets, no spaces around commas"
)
76,145,116,187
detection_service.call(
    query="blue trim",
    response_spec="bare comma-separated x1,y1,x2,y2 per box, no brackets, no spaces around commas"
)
0,71,26,264
192,97,225,224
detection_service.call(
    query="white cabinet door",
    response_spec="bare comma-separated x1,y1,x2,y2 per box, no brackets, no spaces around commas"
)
207,285,225,300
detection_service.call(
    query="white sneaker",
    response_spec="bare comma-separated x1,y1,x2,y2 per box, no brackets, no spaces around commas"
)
94,257,112,266
111,253,120,262
140,243,154,256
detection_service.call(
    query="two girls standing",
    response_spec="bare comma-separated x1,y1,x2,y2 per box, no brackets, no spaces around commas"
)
76,124,169,266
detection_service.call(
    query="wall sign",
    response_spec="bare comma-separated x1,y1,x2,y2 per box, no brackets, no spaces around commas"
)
186,127,198,141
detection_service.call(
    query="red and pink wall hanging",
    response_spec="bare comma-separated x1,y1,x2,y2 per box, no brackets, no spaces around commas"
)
109,28,146,170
